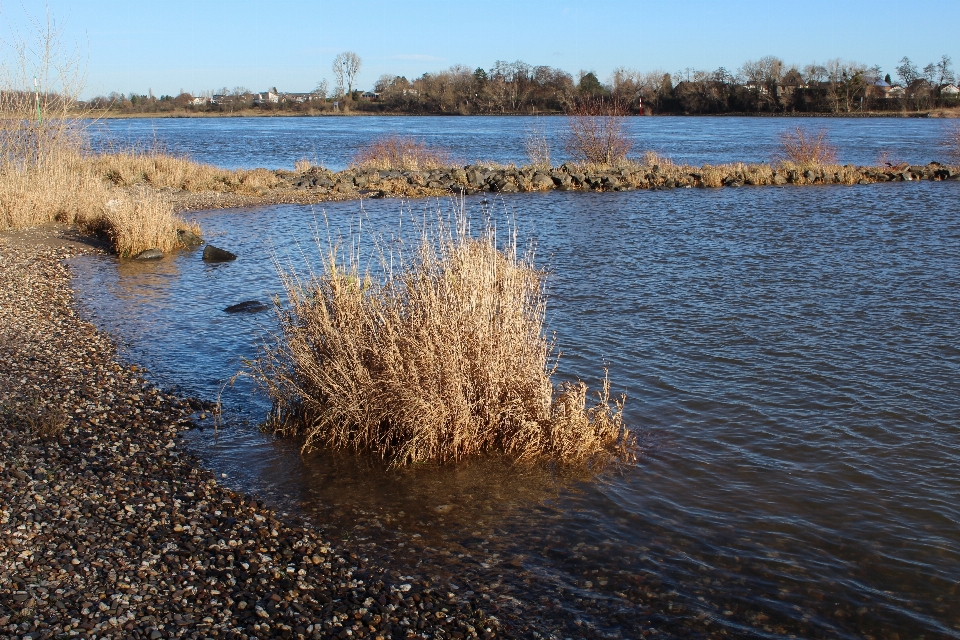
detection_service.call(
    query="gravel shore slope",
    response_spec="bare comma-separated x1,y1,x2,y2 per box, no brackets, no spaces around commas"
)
0,238,501,640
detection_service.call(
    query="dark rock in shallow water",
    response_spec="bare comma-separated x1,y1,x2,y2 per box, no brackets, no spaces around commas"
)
132,248,163,260
202,245,237,262
224,300,269,314
177,229,204,246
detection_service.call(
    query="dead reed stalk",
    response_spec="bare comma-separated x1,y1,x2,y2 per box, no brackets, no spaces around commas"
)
351,135,452,171
565,98,633,166
523,118,551,168
775,126,838,166
246,213,632,469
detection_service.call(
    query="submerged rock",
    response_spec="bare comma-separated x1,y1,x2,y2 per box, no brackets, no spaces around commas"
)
132,248,163,260
177,228,204,246
224,300,269,313
202,244,237,262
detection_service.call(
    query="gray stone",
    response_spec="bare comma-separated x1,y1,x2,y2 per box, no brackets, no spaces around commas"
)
202,245,237,262
177,229,204,246
531,173,554,188
132,248,163,260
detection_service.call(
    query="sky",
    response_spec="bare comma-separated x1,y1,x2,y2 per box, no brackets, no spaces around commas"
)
2,0,958,99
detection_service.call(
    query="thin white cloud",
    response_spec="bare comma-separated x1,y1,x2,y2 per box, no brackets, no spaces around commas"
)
391,54,445,62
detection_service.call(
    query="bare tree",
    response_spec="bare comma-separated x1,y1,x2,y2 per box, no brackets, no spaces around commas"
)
313,79,328,101
332,52,361,101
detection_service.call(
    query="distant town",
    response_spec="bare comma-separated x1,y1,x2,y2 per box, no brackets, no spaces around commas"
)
82,54,960,116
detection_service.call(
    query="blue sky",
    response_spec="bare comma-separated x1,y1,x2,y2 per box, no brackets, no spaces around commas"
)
3,0,958,98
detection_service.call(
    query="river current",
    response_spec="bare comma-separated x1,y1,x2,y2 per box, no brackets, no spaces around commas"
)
72,117,960,639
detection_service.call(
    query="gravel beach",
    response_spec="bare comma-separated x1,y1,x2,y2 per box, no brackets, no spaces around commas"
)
0,234,502,640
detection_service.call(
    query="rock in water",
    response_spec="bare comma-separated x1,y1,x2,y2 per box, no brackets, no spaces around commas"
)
202,245,237,262
132,248,164,260
224,300,269,314
177,229,204,246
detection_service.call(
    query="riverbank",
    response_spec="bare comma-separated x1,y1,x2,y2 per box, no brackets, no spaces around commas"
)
87,108,960,119
0,234,503,640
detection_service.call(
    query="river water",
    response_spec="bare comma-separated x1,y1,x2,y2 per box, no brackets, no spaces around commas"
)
71,118,960,639
89,114,953,171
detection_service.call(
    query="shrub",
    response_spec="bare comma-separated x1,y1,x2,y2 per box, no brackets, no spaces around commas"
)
351,135,452,171
564,98,633,166
775,126,837,166
246,214,633,469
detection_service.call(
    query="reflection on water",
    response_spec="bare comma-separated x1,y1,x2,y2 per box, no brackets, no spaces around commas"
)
71,182,960,639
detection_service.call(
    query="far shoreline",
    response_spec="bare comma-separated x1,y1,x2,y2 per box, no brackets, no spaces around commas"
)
85,109,960,120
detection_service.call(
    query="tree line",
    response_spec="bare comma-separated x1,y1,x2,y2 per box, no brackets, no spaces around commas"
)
83,53,959,116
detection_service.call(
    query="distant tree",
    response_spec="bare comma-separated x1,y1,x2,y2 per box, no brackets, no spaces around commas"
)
332,51,362,101
936,54,955,85
313,79,329,101
578,71,609,97
895,57,919,85
884,73,892,84
922,63,938,84
473,67,488,83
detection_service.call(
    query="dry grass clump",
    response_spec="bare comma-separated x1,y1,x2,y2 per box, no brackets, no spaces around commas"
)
352,135,453,171
247,215,633,469
84,190,199,257
775,126,838,166
565,99,633,166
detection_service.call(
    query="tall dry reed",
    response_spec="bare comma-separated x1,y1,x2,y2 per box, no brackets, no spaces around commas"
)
246,214,632,468
351,135,452,171
524,118,551,168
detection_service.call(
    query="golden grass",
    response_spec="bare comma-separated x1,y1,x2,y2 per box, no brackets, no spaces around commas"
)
0,133,201,256
92,150,283,194
246,214,633,469
351,135,453,171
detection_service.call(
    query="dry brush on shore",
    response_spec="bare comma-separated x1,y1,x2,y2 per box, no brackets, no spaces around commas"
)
246,216,633,469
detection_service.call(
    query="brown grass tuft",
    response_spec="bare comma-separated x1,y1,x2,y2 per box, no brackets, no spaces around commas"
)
246,214,633,469
351,135,453,171
565,98,633,166
775,126,838,166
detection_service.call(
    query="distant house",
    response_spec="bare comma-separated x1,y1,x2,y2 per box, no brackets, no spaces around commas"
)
778,69,806,98
361,91,380,100
253,89,280,105
906,79,932,97
190,96,209,106
887,86,906,98
283,92,316,104
868,78,892,98
941,84,960,98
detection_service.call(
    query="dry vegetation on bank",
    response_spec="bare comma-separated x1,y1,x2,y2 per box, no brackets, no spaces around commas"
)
246,216,633,469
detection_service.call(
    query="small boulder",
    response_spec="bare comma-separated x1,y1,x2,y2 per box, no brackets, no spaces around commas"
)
203,245,237,262
177,229,204,246
132,248,163,260
224,300,269,314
